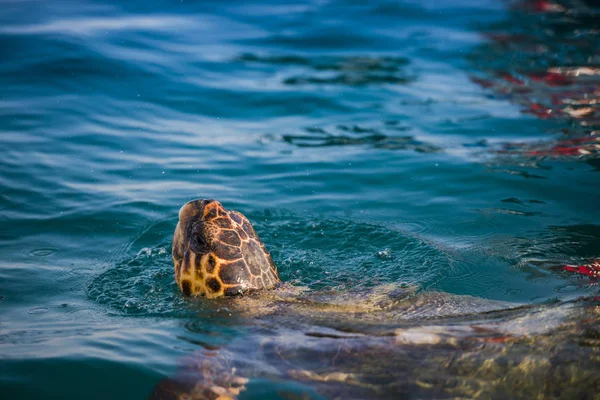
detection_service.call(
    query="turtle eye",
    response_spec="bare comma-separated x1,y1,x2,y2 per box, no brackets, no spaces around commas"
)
190,223,210,254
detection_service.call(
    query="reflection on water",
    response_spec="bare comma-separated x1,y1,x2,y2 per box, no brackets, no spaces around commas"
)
471,0,600,162
238,53,414,85
280,122,440,152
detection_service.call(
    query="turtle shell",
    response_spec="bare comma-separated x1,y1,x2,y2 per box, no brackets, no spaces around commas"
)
172,199,280,298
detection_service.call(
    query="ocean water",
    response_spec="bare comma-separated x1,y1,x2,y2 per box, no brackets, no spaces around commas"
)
1,0,599,399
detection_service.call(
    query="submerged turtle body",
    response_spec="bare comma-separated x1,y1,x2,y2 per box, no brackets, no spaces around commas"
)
160,199,600,400
172,199,280,298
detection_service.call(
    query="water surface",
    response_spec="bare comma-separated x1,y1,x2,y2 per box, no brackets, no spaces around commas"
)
1,0,599,398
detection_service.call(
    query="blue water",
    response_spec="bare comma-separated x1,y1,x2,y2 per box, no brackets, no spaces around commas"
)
1,0,599,398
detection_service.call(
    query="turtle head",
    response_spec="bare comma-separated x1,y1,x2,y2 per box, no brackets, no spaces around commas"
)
173,199,280,298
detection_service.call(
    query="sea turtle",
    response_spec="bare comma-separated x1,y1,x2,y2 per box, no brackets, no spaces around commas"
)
171,199,517,318
172,198,279,298
153,199,600,400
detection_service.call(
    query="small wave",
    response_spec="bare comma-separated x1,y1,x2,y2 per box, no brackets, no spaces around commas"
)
1,15,201,36
278,123,440,152
27,248,58,257
87,220,188,317
238,53,414,86
252,213,450,291
87,243,186,317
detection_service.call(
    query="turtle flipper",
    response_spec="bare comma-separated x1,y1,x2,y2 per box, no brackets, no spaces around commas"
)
150,376,247,400
149,351,248,400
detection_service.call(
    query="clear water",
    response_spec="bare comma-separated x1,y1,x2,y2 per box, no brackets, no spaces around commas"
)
1,0,599,399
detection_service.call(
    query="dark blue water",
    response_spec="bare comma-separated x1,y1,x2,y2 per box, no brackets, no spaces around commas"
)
1,0,599,399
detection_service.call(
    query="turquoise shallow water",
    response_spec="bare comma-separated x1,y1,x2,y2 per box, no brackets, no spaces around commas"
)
1,0,600,399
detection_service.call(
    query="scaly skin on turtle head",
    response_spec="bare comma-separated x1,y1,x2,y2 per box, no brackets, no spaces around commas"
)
173,199,280,298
